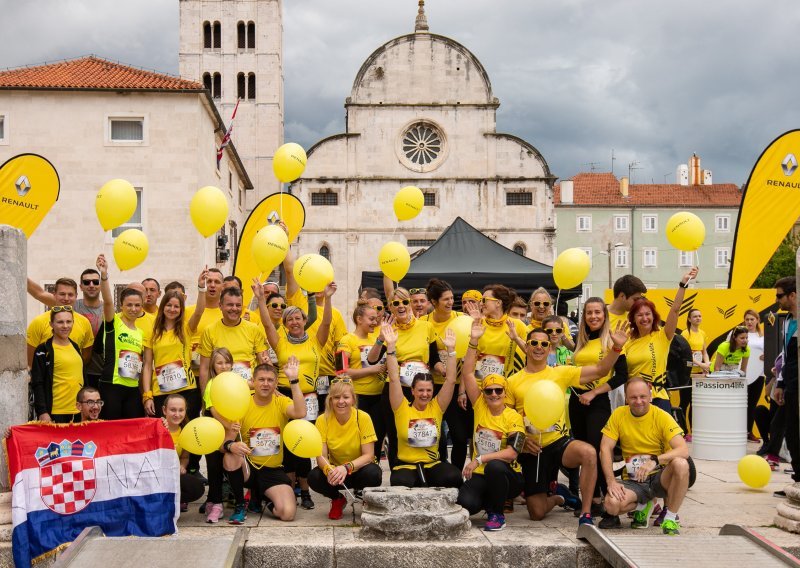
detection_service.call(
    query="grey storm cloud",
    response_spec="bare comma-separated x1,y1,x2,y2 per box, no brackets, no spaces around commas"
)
1,0,797,186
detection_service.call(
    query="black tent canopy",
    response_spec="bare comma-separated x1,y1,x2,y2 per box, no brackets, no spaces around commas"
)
360,217,580,308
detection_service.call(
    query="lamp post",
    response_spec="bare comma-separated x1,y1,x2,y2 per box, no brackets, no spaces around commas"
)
600,242,625,289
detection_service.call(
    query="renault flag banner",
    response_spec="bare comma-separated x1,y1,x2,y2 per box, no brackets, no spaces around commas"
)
0,153,60,238
6,419,179,567
729,129,800,289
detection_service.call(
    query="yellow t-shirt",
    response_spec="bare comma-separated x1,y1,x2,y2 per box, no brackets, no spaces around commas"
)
506,365,582,448
51,342,84,415
572,337,612,391
198,319,267,380
241,395,293,468
608,310,628,333
624,329,671,400
392,319,437,386
308,303,347,377
145,327,196,396
185,305,221,354
421,311,460,385
477,317,528,380
170,427,183,457
274,334,322,393
601,405,683,479
287,288,309,313
338,333,385,396
27,310,94,351
681,328,708,373
316,408,377,466
471,396,524,474
394,398,443,465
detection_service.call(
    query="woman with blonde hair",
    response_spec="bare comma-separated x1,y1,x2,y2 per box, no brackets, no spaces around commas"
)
528,287,575,350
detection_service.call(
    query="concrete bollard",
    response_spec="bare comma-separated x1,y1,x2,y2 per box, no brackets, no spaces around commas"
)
0,225,29,492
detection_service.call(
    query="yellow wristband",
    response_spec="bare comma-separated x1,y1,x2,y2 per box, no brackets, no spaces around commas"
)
323,464,333,476
142,390,153,398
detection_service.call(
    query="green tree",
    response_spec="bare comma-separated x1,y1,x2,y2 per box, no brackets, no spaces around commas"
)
753,234,800,288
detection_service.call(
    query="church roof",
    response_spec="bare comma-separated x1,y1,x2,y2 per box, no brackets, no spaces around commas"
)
554,172,742,207
0,56,202,91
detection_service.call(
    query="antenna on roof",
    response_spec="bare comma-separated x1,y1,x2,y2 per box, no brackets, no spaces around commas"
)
582,162,601,172
628,161,642,184
611,149,616,175
663,172,672,183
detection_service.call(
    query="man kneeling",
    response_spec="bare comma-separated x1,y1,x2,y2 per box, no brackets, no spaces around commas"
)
600,377,690,535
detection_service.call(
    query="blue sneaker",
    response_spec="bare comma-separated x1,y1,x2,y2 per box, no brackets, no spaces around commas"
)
228,503,247,525
484,513,506,531
554,483,581,511
578,512,594,526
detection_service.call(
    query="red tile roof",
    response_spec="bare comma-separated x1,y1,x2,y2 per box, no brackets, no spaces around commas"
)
0,56,202,91
555,172,742,207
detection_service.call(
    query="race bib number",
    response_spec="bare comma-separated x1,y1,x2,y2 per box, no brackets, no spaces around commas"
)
267,347,278,365
360,345,385,367
249,427,281,456
399,361,429,387
478,354,505,378
523,416,557,435
475,427,502,456
316,376,330,395
407,418,438,447
304,392,319,421
232,361,252,380
692,350,703,364
118,350,143,379
155,360,188,392
625,454,653,477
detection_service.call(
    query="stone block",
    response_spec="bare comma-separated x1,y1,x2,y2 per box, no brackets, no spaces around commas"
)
360,487,471,540
244,527,334,568
482,527,579,568
784,483,800,502
774,513,800,534
777,499,800,522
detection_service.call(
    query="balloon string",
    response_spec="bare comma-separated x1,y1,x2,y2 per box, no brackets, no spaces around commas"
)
535,432,541,482
204,236,209,267
555,289,561,311
317,455,356,501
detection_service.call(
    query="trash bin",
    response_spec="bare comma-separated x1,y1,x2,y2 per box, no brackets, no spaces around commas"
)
690,372,747,461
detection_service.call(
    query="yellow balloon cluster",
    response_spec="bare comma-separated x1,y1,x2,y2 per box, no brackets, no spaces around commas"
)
113,229,149,271
393,186,424,221
210,371,252,421
553,248,591,290
252,225,289,273
96,179,137,231
666,211,706,251
448,315,475,358
737,454,771,488
379,241,411,282
273,143,307,183
523,380,564,431
293,253,334,293
190,186,229,238
179,417,225,455
283,419,322,458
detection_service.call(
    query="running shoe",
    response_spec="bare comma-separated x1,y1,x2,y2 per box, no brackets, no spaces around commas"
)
484,513,506,531
180,502,188,513
328,496,347,520
767,455,781,471
653,506,679,526
300,491,315,510
228,503,247,525
774,490,787,498
661,519,680,535
553,483,581,511
199,500,208,514
598,514,621,529
247,498,263,514
206,503,224,524
747,433,761,442
684,434,693,443
631,500,655,529
578,513,594,526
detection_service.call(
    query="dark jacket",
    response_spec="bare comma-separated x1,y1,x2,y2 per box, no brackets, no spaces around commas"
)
30,338,84,417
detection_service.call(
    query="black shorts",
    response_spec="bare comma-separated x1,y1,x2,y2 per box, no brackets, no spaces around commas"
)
247,465,292,497
518,436,573,495
621,470,667,503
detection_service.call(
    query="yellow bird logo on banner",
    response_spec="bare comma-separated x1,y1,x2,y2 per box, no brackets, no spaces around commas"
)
0,153,60,237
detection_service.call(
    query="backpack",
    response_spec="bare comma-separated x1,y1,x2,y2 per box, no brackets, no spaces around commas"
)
667,332,693,388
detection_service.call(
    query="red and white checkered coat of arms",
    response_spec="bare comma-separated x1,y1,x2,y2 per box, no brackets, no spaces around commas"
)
36,439,97,515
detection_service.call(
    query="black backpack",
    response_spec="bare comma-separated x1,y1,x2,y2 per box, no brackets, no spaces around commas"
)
667,332,694,388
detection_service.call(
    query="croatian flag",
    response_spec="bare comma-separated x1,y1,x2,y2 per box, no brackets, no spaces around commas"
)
216,98,240,168
6,419,179,567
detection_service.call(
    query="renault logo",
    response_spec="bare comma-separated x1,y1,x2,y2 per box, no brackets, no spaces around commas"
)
15,175,31,197
782,153,798,176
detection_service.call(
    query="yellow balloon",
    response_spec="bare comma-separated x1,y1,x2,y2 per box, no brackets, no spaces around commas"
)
283,419,322,458
252,225,289,273
113,229,149,271
448,315,475,358
178,417,225,455
737,454,771,488
210,371,252,421
393,186,424,221
96,179,137,231
190,185,229,237
273,142,308,183
523,380,565,431
553,248,591,290
293,253,334,293
379,241,411,282
666,211,706,251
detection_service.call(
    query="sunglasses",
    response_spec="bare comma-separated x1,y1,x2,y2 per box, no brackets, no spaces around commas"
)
79,399,104,407
52,305,74,313
481,297,502,304
409,288,426,296
776,292,786,299
532,301,551,308
82,279,100,286
391,299,410,307
331,377,352,384
483,387,504,395
375,305,385,312
545,327,563,335
526,339,551,348
269,302,287,309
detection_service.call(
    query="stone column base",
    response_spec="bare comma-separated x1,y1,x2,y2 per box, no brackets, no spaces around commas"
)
774,482,800,533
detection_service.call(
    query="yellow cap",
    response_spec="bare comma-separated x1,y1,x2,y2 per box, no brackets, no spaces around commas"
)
462,289,483,303
481,374,507,390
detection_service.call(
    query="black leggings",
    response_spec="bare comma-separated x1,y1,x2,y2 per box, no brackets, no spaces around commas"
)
380,382,413,468
457,461,523,515
205,449,225,503
568,390,611,496
437,387,472,469
747,377,765,435
180,473,205,504
755,401,777,447
763,403,786,456
308,463,383,499
679,387,692,431
389,461,462,488
357,393,385,460
99,382,144,420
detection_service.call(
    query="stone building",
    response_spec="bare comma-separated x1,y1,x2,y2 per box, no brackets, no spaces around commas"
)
0,57,252,319
290,4,556,313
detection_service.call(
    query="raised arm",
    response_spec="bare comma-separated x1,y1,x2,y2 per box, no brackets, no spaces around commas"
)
187,267,208,334
27,278,56,307
283,356,308,419
383,275,395,304
383,324,404,411
282,225,300,300
252,278,280,349
434,329,458,410
665,267,698,339
462,316,485,404
97,254,115,323
578,321,628,384
315,282,336,347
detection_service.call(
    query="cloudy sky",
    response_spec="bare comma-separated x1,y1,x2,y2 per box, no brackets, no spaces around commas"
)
1,0,797,186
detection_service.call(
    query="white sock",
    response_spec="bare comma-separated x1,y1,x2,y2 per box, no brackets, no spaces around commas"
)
635,502,647,511
664,509,677,522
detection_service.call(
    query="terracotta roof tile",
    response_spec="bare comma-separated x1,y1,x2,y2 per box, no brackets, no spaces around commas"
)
0,56,202,91
555,172,742,207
